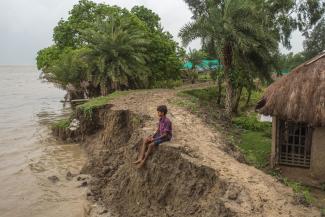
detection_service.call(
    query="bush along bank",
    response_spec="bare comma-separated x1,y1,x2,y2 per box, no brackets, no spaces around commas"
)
51,92,126,141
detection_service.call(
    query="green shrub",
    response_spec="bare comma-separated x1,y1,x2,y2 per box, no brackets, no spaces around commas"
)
183,87,217,101
77,91,126,118
233,114,271,133
283,178,314,205
52,118,71,129
198,72,211,81
209,70,217,81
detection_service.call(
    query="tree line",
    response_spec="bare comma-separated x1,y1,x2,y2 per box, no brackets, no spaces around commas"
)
36,0,184,99
179,0,325,120
37,0,325,121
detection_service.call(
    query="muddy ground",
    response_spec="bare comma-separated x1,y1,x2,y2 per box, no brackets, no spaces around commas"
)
77,85,320,217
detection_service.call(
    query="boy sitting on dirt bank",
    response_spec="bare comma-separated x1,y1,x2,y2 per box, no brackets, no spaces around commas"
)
133,105,172,168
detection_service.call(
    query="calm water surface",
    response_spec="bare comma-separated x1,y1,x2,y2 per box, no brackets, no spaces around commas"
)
0,66,86,217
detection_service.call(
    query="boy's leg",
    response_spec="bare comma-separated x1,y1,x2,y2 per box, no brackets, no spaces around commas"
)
137,143,156,168
133,137,151,164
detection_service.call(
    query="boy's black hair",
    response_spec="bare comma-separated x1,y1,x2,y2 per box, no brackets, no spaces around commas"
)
157,105,168,115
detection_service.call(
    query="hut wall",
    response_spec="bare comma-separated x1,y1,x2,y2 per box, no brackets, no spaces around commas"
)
310,127,325,180
270,116,278,167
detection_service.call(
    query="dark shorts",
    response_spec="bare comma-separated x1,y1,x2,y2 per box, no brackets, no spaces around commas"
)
153,133,171,146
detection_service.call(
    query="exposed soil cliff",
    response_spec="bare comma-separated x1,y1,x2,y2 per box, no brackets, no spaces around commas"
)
81,109,235,217
56,86,320,217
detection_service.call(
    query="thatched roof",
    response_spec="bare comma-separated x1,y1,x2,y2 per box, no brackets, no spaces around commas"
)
256,52,325,126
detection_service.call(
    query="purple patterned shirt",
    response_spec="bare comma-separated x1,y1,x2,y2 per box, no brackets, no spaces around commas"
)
158,116,172,139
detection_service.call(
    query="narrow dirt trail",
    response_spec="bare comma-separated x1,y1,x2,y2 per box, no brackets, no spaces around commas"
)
109,85,320,217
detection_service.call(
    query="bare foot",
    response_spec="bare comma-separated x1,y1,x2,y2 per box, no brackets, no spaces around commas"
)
133,159,142,164
137,160,145,169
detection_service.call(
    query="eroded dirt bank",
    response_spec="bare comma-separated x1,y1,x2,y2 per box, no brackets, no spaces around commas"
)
68,87,320,217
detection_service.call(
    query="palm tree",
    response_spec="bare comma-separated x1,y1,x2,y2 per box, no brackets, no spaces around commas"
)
179,0,277,120
186,49,206,83
82,16,150,95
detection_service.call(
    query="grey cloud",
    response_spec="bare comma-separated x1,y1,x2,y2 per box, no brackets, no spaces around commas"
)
0,0,302,65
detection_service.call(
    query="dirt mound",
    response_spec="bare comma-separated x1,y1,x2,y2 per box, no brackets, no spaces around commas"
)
82,109,240,217
80,107,319,217
76,87,320,217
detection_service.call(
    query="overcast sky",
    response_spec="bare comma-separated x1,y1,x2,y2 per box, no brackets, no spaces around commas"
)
0,0,304,65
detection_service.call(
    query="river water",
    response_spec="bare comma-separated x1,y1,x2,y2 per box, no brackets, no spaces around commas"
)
0,66,87,217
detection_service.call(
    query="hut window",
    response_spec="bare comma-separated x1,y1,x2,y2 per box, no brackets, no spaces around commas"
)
278,120,312,168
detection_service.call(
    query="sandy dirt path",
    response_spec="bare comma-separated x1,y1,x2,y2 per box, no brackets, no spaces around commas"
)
109,85,320,217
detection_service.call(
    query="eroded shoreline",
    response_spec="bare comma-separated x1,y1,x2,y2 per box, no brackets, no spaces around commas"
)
53,88,320,217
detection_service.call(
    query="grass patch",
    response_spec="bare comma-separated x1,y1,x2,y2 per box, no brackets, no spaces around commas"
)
238,131,271,168
233,113,272,137
52,118,70,129
232,113,272,168
183,87,218,102
283,178,314,206
77,91,127,118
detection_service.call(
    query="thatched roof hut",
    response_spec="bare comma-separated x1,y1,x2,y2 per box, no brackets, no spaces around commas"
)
256,53,325,182
256,52,325,126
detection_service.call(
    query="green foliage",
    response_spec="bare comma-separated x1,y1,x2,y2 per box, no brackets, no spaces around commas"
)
184,88,217,101
145,31,182,85
50,47,92,86
52,118,71,129
36,1,183,96
53,0,127,48
186,49,207,70
303,17,325,59
275,52,307,73
131,6,161,31
77,91,126,118
151,80,183,89
233,114,271,133
256,0,325,48
81,16,150,92
238,131,271,168
283,178,314,205
36,45,61,71
130,5,182,84
180,0,279,119
180,0,325,120
198,72,211,81
232,113,272,168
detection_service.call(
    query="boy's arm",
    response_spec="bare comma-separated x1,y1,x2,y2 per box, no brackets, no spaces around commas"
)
152,127,159,137
153,132,168,141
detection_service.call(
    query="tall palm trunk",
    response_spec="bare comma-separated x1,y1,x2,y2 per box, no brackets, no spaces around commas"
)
216,77,222,105
245,86,252,106
223,42,233,121
224,75,233,120
233,85,243,113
